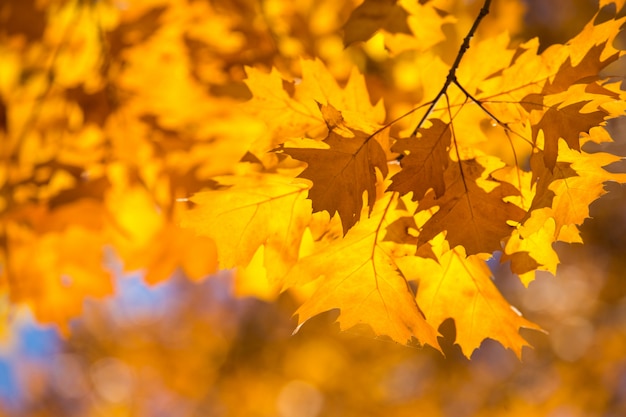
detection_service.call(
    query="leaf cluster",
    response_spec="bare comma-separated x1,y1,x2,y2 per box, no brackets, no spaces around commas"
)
1,0,625,357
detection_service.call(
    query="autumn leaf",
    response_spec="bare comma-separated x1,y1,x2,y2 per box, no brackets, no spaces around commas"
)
415,158,526,255
283,194,440,348
524,98,608,170
180,174,312,280
543,42,620,95
243,58,386,154
277,126,389,234
243,66,322,140
503,208,560,286
379,0,456,55
342,0,410,46
528,150,578,206
397,245,541,358
388,119,451,200
537,140,626,239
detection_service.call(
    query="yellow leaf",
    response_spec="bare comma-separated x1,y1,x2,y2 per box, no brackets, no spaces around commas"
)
180,173,311,280
503,208,560,287
398,246,541,358
283,194,440,349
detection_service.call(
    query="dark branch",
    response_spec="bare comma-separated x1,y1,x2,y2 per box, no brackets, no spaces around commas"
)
452,79,506,128
409,0,492,137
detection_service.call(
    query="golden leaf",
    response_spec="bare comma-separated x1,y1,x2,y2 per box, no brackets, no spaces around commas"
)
180,174,311,280
283,194,440,348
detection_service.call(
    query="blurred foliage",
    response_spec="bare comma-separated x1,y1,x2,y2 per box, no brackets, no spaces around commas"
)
1,0,626,415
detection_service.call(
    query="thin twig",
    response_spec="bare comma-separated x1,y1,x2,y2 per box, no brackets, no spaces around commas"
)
444,93,469,193
453,79,507,128
410,0,492,137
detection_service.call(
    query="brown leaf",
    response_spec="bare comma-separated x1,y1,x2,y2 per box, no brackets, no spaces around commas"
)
545,42,620,95
388,119,452,201
532,101,607,170
278,129,389,234
416,160,526,255
342,0,410,46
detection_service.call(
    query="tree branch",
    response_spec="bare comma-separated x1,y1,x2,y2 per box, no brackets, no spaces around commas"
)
410,0,492,137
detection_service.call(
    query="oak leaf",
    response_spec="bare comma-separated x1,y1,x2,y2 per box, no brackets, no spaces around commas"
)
524,98,608,170
278,126,389,234
503,208,560,287
544,42,620,95
539,141,626,239
180,174,311,280
416,159,525,255
397,246,541,358
388,119,451,200
244,59,386,148
283,194,440,348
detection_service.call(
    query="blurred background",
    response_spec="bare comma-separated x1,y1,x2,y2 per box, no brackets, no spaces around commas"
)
1,0,626,416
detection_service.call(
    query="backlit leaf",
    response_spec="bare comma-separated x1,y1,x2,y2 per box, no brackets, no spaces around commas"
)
416,159,526,255
398,246,541,358
278,126,389,234
388,119,452,200
181,174,311,280
284,194,440,348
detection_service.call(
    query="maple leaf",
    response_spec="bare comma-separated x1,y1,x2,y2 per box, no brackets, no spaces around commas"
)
415,158,525,255
397,246,541,358
180,174,311,280
388,119,451,200
277,126,389,234
283,194,440,348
